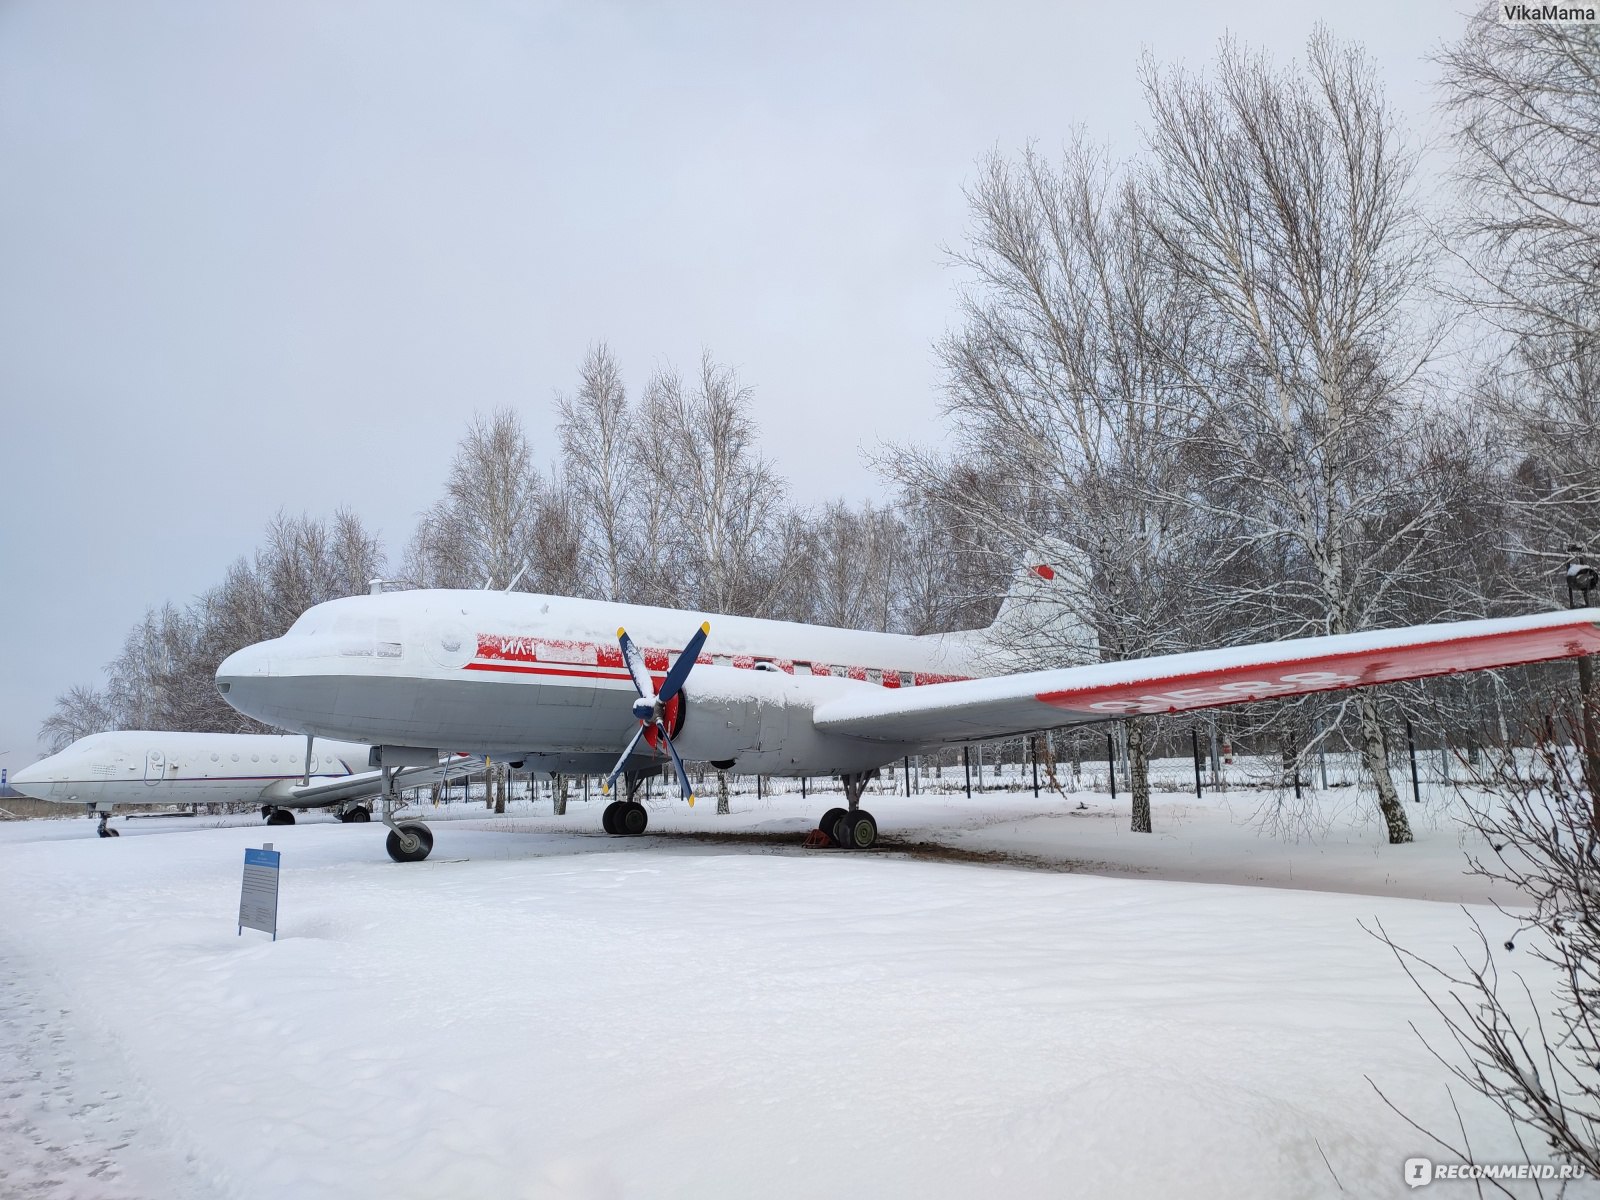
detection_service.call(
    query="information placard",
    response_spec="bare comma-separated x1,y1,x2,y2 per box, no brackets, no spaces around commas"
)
238,845,280,940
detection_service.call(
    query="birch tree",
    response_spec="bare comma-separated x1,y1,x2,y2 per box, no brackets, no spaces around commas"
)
407,409,544,592
1438,10,1600,605
557,343,635,602
1140,31,1443,843
635,353,795,616
897,138,1211,832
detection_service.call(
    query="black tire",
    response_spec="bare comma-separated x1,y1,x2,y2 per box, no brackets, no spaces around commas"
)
385,822,434,863
602,800,623,834
346,806,371,823
831,812,853,846
266,809,295,826
106,827,119,837
840,810,878,850
818,807,848,844
260,805,273,820
620,801,649,836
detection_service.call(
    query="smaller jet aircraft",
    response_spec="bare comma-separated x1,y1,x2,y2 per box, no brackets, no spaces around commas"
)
10,731,479,837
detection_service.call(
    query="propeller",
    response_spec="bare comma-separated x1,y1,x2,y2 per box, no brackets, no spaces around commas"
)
602,621,710,806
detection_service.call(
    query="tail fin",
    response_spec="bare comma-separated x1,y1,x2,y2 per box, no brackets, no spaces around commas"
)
982,540,1098,667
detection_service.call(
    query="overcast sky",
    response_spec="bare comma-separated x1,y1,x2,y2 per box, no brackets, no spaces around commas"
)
0,0,1463,765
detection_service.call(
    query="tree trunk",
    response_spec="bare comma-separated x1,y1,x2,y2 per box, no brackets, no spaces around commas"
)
717,771,730,815
1128,717,1152,833
1358,690,1411,843
493,765,506,815
553,772,568,816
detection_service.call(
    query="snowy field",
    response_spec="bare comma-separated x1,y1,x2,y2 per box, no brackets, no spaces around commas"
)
1,777,1590,1199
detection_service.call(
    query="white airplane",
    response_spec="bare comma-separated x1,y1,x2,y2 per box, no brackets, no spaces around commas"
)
9,731,480,837
214,555,1600,862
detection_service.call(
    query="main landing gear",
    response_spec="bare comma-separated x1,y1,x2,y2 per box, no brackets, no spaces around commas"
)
264,806,295,826
379,765,433,863
817,772,878,849
337,804,372,823
602,772,650,836
92,808,119,838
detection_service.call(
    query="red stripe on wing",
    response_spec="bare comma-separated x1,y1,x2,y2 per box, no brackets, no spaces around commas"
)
1036,621,1600,717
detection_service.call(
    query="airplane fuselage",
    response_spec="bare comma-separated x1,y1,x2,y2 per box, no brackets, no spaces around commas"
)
217,590,988,776
11,732,368,810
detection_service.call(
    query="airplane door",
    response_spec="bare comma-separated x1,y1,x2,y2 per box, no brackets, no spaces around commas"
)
144,748,165,786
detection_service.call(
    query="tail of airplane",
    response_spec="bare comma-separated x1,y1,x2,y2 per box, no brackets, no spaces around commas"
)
949,539,1099,670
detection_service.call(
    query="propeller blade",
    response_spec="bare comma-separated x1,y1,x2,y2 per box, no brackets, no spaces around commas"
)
617,628,654,701
658,621,710,705
601,722,647,796
657,723,696,807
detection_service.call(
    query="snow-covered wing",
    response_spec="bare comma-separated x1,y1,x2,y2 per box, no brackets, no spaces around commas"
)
812,610,1600,745
288,756,483,805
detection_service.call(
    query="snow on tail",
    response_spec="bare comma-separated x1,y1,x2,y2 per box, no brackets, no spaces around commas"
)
981,539,1098,667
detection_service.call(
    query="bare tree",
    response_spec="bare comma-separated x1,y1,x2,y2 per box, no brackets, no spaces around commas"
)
1438,10,1600,348
38,684,116,752
407,409,544,592
635,352,794,616
798,500,905,631
557,343,636,602
1140,30,1445,843
1368,699,1600,1182
896,137,1211,832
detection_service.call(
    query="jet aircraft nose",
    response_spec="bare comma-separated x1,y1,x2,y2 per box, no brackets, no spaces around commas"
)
10,754,63,797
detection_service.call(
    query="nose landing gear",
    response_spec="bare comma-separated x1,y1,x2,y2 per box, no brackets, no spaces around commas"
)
94,810,119,839
378,765,433,862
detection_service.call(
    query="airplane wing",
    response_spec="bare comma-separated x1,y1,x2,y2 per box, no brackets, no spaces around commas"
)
285,755,484,806
812,609,1600,746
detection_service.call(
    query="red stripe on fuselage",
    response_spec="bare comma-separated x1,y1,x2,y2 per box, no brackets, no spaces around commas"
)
464,635,972,687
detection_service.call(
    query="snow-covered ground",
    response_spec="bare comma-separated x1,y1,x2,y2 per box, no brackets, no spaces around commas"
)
1,779,1588,1198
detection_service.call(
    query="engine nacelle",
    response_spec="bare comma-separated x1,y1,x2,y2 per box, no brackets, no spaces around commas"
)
672,665,904,777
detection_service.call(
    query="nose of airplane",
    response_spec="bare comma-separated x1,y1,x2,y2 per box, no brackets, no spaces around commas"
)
217,638,299,728
216,641,273,691
10,754,62,797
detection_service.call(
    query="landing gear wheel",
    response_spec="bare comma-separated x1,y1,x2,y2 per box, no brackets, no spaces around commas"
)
385,822,434,863
818,807,847,845
260,805,273,820
839,810,878,850
266,808,295,826
345,806,371,823
602,801,624,834
97,825,119,838
620,801,648,836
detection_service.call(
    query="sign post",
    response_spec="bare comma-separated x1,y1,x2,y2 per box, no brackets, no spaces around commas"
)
238,844,280,940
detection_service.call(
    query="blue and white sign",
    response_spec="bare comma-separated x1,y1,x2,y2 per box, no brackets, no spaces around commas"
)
238,845,281,940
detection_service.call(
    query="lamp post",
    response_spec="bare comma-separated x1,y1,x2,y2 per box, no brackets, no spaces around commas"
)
1564,549,1600,810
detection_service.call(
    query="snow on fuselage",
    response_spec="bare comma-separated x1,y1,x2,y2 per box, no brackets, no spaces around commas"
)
10,731,367,810
216,590,990,775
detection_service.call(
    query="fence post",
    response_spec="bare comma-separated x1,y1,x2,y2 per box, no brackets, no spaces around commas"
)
1191,728,1203,798
963,746,972,799
1106,732,1117,800
1406,719,1422,804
